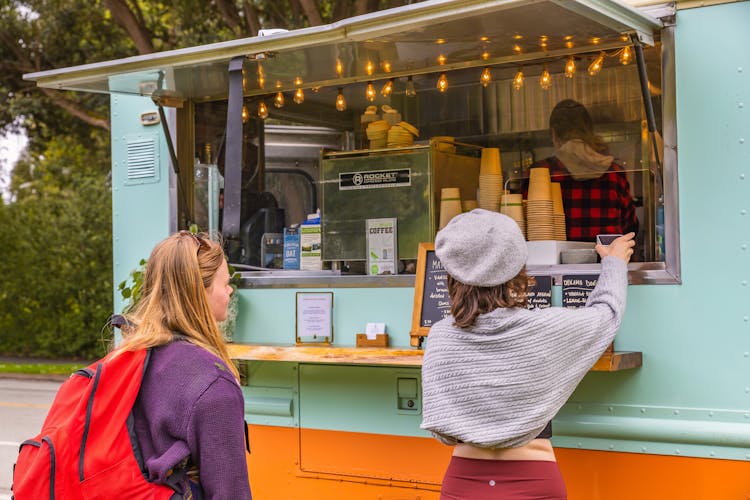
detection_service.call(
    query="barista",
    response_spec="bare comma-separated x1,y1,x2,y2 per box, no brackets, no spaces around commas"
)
533,99,638,242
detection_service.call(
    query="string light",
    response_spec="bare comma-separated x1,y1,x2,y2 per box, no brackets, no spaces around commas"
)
366,81,376,101
274,91,284,108
619,46,632,65
588,52,605,76
405,76,416,97
294,76,303,86
565,56,576,78
336,58,343,77
241,105,250,123
437,54,447,65
335,88,346,111
482,50,490,60
257,101,268,119
366,60,374,76
480,67,492,87
381,79,394,97
437,73,448,92
382,61,392,73
539,66,552,90
294,88,304,104
513,68,524,90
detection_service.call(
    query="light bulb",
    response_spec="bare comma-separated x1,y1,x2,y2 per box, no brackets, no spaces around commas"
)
539,67,551,90
437,73,448,92
336,58,343,77
482,50,490,60
382,61,392,73
275,80,282,89
241,105,250,123
366,81,376,102
294,76,303,86
257,101,268,119
257,63,265,89
405,76,416,97
619,46,632,65
437,54,447,65
335,88,346,111
513,69,524,90
366,60,374,76
294,88,304,104
564,56,576,78
381,79,394,97
588,52,605,76
274,91,284,108
480,67,492,87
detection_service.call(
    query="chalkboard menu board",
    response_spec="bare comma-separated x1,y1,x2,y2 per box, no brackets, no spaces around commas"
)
410,243,453,343
562,274,599,308
527,275,552,309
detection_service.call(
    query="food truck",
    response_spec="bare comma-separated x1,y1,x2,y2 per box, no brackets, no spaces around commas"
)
24,0,750,497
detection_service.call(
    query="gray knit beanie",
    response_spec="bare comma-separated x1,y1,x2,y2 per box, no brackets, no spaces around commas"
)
435,209,527,286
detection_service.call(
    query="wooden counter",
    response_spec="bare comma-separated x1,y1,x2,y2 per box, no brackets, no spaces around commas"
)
229,344,641,371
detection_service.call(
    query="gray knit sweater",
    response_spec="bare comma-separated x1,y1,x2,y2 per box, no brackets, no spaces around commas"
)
420,256,628,448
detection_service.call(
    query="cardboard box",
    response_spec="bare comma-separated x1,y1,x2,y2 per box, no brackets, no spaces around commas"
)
300,222,322,271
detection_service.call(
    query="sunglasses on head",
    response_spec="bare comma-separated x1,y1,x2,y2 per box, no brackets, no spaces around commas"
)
179,231,209,256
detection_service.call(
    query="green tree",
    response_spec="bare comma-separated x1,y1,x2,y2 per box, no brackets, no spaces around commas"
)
0,0,421,359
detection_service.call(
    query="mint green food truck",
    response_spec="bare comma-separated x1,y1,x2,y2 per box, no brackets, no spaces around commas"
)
25,0,750,497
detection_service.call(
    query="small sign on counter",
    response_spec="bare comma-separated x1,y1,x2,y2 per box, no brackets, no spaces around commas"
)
527,275,552,309
296,292,333,344
562,275,599,309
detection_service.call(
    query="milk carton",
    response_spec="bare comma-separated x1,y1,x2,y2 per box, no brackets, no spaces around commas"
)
283,225,300,270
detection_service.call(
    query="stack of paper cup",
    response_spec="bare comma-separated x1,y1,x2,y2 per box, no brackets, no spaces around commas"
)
478,148,503,212
550,182,567,240
500,193,525,236
439,187,463,229
526,167,554,241
462,200,478,212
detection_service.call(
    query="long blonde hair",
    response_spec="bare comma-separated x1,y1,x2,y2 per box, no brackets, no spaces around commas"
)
118,231,238,379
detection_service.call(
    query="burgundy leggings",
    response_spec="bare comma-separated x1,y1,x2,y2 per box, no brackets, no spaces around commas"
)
440,457,567,500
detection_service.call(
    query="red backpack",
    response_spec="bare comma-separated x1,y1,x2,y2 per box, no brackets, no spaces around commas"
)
12,349,181,499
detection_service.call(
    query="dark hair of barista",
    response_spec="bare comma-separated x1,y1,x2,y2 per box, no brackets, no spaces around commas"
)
549,98,609,154
447,271,535,329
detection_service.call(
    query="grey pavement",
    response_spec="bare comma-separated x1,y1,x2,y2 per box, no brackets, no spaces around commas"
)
0,378,62,499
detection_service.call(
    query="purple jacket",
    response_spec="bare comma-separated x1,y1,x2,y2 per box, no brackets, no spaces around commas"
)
132,340,252,499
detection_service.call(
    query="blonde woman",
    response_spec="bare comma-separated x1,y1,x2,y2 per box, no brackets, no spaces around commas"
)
119,231,251,499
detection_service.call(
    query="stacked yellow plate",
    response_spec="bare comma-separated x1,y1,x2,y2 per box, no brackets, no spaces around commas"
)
387,121,419,148
366,120,389,149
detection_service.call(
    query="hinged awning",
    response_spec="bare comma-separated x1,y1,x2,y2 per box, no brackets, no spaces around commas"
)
24,0,662,102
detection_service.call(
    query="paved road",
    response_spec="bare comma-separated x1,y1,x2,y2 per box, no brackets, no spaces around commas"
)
0,377,62,500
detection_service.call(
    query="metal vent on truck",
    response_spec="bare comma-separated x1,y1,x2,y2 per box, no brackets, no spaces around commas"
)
124,135,160,185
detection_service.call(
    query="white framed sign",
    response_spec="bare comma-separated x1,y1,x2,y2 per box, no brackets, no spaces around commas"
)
295,292,333,344
366,217,398,275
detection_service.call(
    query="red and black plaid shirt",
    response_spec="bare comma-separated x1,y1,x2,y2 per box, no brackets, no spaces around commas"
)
532,156,639,242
